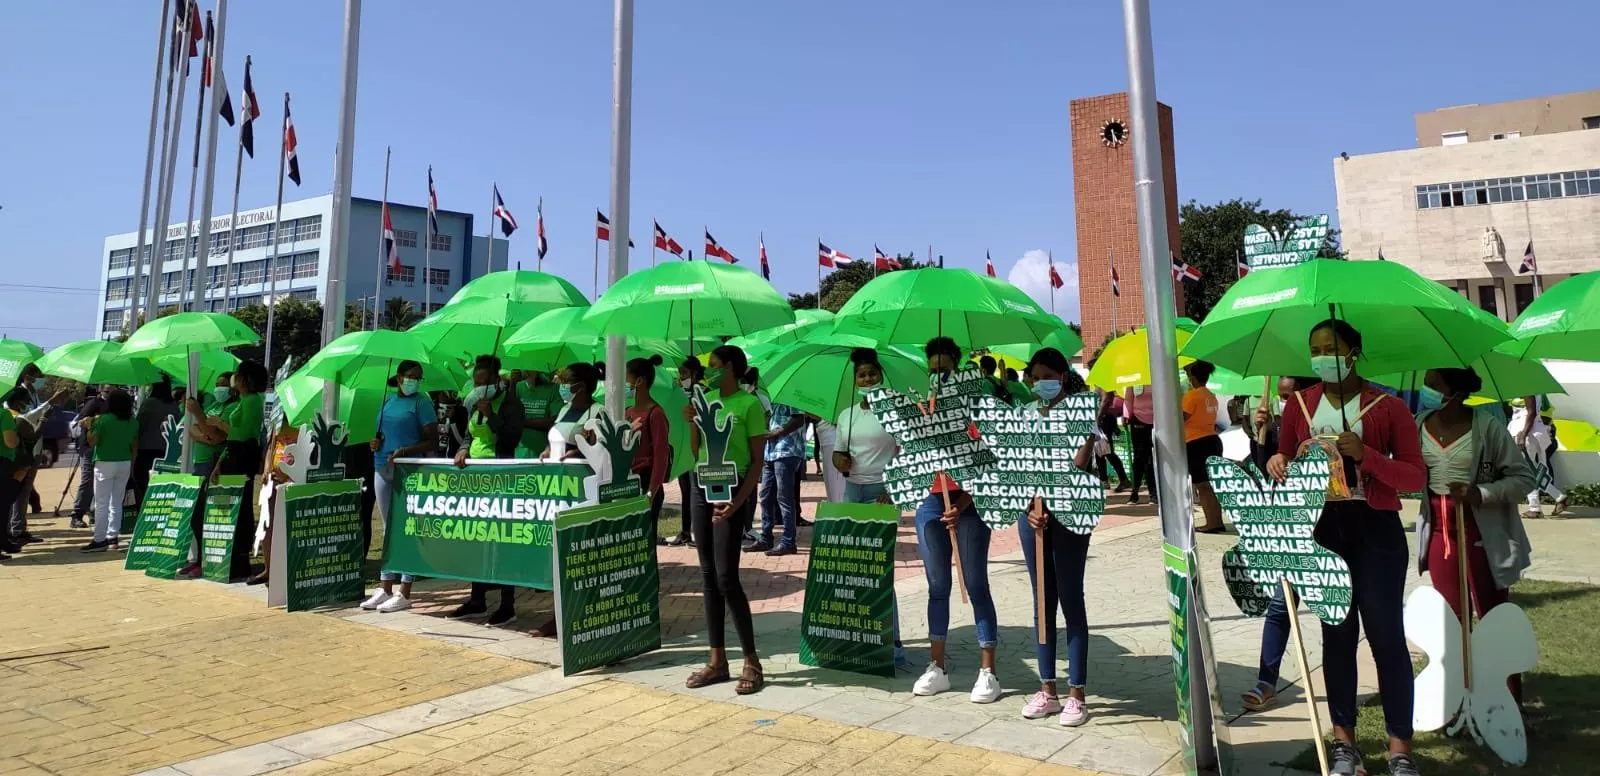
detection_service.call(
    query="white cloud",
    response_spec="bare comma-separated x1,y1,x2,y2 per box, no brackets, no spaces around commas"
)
1005,249,1079,323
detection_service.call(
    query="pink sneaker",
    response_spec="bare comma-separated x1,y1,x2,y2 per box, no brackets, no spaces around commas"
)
1022,690,1062,720
1060,696,1089,727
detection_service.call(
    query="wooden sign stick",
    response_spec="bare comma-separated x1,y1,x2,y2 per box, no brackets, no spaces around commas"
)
919,389,968,604
1282,577,1330,776
1032,495,1046,645
1456,500,1473,692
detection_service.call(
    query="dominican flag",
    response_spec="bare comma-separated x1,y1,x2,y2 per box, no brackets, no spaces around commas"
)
818,242,853,268
426,166,440,235
704,230,737,263
1519,241,1538,275
171,0,202,71
1048,259,1064,290
202,12,220,91
283,98,301,185
759,236,770,280
493,186,518,237
1111,265,1120,297
236,58,259,156
874,245,901,271
654,222,684,257
535,199,548,260
382,203,401,274
1236,252,1249,279
596,211,635,247
985,251,996,278
1172,254,1201,284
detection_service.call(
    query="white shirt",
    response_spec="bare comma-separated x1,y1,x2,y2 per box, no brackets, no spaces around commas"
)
1310,396,1365,439
836,402,896,485
1421,426,1475,496
546,402,601,460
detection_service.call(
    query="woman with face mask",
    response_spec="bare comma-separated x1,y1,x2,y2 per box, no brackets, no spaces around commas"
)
449,355,525,626
1014,348,1097,726
625,356,671,543
213,360,268,581
1181,360,1226,534
910,336,1003,705
544,362,601,460
177,372,235,579
361,360,440,612
668,357,706,547
1266,319,1426,776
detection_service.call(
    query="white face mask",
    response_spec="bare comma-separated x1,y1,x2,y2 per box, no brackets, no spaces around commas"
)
679,378,694,390
399,378,420,396
1310,354,1354,384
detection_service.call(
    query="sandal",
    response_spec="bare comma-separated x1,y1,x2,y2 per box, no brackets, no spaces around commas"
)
1553,498,1570,517
1196,525,1227,535
1241,682,1276,712
735,663,765,695
686,664,730,689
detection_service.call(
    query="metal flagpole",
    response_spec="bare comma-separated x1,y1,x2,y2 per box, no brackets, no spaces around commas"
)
1049,250,1056,315
146,0,194,325
651,216,657,266
816,236,822,309
1110,249,1118,335
189,0,229,399
320,0,362,422
373,145,390,330
487,181,499,274
220,58,249,310
129,0,172,333
1122,0,1218,768
263,93,290,375
602,0,634,419
423,170,433,312
592,221,601,297
177,10,214,310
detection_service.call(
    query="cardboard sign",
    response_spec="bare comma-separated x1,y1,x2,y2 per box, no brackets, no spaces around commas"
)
966,392,1104,532
689,386,741,503
799,502,898,678
272,480,365,611
574,409,643,504
199,475,246,582
867,368,998,513
1243,214,1330,271
153,414,185,474
125,474,200,575
1209,446,1352,625
552,496,660,676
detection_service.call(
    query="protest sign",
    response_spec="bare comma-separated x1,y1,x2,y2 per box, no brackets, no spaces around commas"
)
125,473,200,576
270,479,365,611
574,409,642,504
966,392,1104,532
867,368,997,513
798,502,898,677
199,475,246,582
689,386,740,503
1243,214,1331,271
552,496,659,675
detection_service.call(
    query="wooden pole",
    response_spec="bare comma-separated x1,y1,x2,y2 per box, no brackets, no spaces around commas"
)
922,385,967,604
1282,577,1329,776
1033,495,1046,645
1456,500,1473,691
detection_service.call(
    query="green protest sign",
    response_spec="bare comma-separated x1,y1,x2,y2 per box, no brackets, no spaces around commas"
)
1164,542,1196,773
383,460,595,589
553,496,660,676
1243,214,1331,271
275,479,365,612
867,367,998,513
966,392,1104,532
153,415,185,474
1209,446,1351,625
689,386,739,502
125,474,200,575
574,410,642,504
798,502,898,678
200,475,246,583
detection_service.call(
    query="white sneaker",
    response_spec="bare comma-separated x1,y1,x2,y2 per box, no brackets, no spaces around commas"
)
912,662,951,696
360,589,392,610
376,593,412,613
969,668,1002,704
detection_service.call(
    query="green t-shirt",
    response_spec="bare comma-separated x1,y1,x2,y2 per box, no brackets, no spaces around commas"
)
696,389,767,473
1006,380,1033,404
226,392,265,443
193,400,230,463
0,410,15,461
467,393,506,460
515,382,561,455
93,415,138,463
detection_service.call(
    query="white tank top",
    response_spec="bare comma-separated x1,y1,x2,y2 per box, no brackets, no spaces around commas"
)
1421,425,1474,496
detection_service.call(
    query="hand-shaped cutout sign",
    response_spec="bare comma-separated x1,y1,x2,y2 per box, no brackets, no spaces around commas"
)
966,392,1104,532
1405,586,1537,765
1208,446,1352,625
689,386,739,503
576,409,643,503
866,368,997,514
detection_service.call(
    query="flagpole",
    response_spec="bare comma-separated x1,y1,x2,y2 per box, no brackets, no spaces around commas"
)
650,216,657,266
487,181,498,275
535,197,543,273
1110,249,1118,335
1049,250,1056,315
263,92,290,374
220,56,249,311
592,219,601,297
320,0,360,382
423,167,433,314
602,0,634,420
189,0,228,405
129,0,173,334
177,10,215,310
373,145,390,330
816,236,822,309
146,0,194,325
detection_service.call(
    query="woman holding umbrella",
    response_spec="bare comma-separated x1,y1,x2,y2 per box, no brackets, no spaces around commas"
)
666,357,706,547
215,361,267,580
178,372,235,579
361,360,441,613
1266,319,1426,776
449,355,525,627
682,345,767,696
625,356,671,544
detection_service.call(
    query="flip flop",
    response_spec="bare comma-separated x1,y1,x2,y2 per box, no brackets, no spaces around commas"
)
1241,683,1277,712
686,664,730,689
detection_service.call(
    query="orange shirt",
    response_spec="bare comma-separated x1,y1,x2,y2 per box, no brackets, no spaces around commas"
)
1181,387,1218,443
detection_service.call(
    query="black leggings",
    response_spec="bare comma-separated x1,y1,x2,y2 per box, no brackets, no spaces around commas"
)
469,582,516,612
690,473,757,656
673,472,695,540
1129,420,1156,499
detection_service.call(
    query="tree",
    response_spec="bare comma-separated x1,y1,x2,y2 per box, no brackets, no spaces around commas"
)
383,297,419,330
345,303,367,333
230,298,325,371
793,255,929,314
787,292,818,310
1177,198,1341,322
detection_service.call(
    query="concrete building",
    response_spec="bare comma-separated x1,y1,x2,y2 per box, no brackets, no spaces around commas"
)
1070,92,1184,354
95,195,510,339
1335,90,1600,321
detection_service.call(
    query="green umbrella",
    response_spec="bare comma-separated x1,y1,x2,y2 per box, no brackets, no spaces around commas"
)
1176,316,1201,332
584,260,794,340
1182,258,1510,376
275,368,384,444
758,333,928,422
1503,271,1600,362
448,269,589,308
986,326,1087,368
1207,365,1268,396
153,350,240,389
502,307,707,374
121,312,260,358
304,330,438,383
1086,328,1194,392
727,309,835,352
1369,347,1564,402
832,267,1063,348
409,295,586,364
0,338,44,385
35,340,162,386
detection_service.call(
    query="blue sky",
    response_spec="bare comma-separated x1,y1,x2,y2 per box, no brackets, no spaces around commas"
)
2,0,1595,347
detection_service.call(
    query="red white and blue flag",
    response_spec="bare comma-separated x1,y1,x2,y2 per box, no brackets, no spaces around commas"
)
536,198,548,260
1172,253,1201,284
1111,264,1120,296
874,245,901,271
426,166,440,235
759,236,770,280
1519,241,1538,275
985,251,996,278
170,0,202,72
1048,258,1064,290
595,211,634,247
283,97,301,186
818,242,853,268
654,222,684,257
492,186,517,237
382,203,401,275
235,58,259,156
704,230,737,263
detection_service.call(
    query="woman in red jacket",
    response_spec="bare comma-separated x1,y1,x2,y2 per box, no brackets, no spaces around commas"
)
1267,319,1426,776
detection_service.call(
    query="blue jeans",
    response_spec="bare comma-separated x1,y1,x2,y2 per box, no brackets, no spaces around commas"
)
843,480,887,503
1256,586,1295,687
914,493,997,648
373,464,415,584
1017,517,1091,687
759,455,803,548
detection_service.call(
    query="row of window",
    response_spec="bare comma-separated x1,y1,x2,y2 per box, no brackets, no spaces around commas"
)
1475,281,1538,320
392,229,452,252
107,252,321,300
106,216,325,271
384,266,451,286
1416,168,1600,209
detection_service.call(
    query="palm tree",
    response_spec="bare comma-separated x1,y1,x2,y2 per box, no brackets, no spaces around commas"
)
383,297,419,330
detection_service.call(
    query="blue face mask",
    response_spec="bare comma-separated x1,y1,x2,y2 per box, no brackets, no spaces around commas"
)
213,387,232,404
1034,379,1063,402
624,385,636,402
1417,386,1445,412
31,378,46,392
558,384,574,404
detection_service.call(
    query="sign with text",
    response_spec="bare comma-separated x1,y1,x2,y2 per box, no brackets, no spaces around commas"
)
689,387,739,503
799,502,898,678
574,410,642,504
1209,446,1351,625
553,496,660,676
125,474,201,578
272,479,364,612
382,459,596,590
966,393,1105,532
1243,214,1330,271
868,368,998,513
200,475,246,582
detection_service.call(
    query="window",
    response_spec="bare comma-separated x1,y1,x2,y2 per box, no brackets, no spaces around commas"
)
271,255,294,282
426,267,450,286
240,225,272,250
208,265,227,286
1416,168,1600,210
428,232,452,252
276,220,296,244
291,289,316,301
388,265,417,284
1492,131,1521,140
1514,283,1536,316
231,295,260,309
102,311,126,334
296,216,322,242
108,248,136,271
395,229,418,248
428,302,445,313
208,299,225,312
234,259,266,286
1476,285,1498,317
1441,130,1469,145
161,271,182,295
293,252,319,279
105,278,132,301
1584,116,1600,130
162,239,184,262
209,230,232,254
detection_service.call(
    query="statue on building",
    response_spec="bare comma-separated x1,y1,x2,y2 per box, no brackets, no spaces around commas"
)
1481,227,1505,261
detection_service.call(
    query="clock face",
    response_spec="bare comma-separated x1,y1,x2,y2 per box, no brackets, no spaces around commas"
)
1101,119,1128,148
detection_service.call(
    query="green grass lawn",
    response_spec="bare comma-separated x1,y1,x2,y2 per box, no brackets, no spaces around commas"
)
1287,579,1600,775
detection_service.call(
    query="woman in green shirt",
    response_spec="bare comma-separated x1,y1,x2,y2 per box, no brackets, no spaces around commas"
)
0,389,27,558
449,355,525,626
202,361,268,580
83,389,139,552
683,345,767,695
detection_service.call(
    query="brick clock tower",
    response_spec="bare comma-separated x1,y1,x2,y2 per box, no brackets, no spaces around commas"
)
1070,92,1184,357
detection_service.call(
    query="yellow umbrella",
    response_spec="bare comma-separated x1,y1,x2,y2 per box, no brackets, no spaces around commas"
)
1085,327,1194,392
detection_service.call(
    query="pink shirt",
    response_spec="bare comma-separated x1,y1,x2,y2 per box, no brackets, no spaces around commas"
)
1123,388,1155,425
